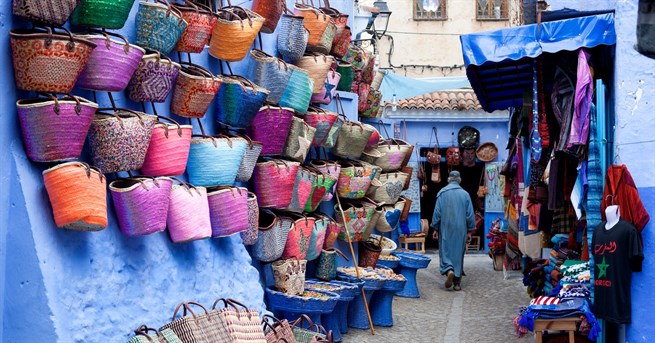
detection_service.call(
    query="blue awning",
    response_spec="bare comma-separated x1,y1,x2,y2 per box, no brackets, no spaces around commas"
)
460,13,616,113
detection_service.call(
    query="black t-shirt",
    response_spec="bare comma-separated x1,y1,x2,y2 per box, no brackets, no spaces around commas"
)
592,219,644,324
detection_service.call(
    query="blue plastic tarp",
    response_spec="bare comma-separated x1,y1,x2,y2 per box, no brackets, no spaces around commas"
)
379,72,471,102
460,12,616,113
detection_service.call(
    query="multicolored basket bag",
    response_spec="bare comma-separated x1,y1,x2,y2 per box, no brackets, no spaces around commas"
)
311,19,336,55
332,120,374,159
71,0,136,29
166,179,211,243
209,6,264,62
209,299,267,342
135,0,188,55
285,166,316,213
277,13,309,64
216,75,269,128
240,192,260,245
87,109,157,173
279,65,314,114
305,215,328,261
43,162,107,231
303,168,336,212
76,32,145,92
304,107,338,147
12,0,80,26
335,160,381,199
127,325,182,343
251,0,285,33
173,1,217,53
140,116,192,177
110,177,173,237
342,43,368,70
160,302,219,342
310,69,340,105
250,106,295,156
10,27,96,93
352,82,371,113
309,159,340,201
297,53,335,94
253,209,293,262
334,201,374,242
366,171,408,205
235,136,263,182
375,201,403,233
272,258,307,295
171,64,222,118
359,89,382,118
250,49,293,104
186,135,247,186
127,52,181,103
207,186,249,237
322,217,340,249
330,25,350,58
262,315,295,343
253,159,300,209
17,95,97,163
283,116,317,163
282,214,316,260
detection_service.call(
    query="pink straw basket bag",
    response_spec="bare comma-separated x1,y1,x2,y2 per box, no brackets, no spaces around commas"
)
140,116,192,177
282,214,316,260
17,95,97,163
167,179,212,243
110,177,173,237
253,159,300,209
207,186,249,237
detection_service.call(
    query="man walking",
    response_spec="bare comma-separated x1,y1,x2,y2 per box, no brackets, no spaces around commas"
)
431,171,476,291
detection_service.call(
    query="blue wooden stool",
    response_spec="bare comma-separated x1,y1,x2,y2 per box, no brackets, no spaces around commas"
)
370,277,407,326
266,288,339,327
393,251,432,298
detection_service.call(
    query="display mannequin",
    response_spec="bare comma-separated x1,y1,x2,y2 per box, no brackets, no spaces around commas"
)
604,205,620,230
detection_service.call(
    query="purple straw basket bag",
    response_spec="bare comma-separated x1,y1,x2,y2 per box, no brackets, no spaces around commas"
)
126,52,181,103
167,180,212,243
109,177,173,237
76,32,146,92
207,186,249,238
17,95,98,163
250,106,295,156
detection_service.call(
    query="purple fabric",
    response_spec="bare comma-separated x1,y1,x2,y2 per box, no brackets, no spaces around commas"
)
568,49,593,147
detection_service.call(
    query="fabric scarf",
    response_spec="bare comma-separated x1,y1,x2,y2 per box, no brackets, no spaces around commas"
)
586,104,603,229
568,49,593,148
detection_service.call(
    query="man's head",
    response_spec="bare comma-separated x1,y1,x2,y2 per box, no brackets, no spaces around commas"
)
448,171,462,184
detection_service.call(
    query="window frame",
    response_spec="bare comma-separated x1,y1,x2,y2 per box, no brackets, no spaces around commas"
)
476,0,510,21
413,0,448,21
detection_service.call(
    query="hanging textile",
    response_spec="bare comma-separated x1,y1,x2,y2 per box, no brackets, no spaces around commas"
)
586,104,603,229
536,58,550,148
568,48,593,148
550,66,575,152
529,62,543,162
600,165,651,233
485,163,504,213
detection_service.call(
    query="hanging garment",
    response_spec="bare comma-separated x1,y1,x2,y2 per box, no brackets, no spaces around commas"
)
551,66,575,152
600,165,651,232
569,49,593,148
586,104,603,229
529,61,542,161
537,58,550,148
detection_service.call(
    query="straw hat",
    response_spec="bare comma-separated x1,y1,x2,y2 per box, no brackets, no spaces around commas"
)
476,142,498,162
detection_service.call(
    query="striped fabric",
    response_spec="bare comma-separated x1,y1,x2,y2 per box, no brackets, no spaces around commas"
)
530,296,561,306
586,104,602,229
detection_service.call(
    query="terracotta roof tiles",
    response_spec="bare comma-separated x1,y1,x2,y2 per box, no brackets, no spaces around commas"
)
392,90,482,111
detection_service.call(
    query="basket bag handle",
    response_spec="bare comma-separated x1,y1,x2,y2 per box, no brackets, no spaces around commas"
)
169,176,202,196
192,133,232,148
291,314,316,329
323,247,349,260
156,115,184,138
152,0,187,26
74,161,105,182
96,107,149,129
38,93,83,116
32,25,76,52
218,0,256,29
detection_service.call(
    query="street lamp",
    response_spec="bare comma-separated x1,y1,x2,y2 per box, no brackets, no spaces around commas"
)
363,0,392,40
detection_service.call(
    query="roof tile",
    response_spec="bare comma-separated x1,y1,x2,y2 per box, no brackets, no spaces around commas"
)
389,90,482,111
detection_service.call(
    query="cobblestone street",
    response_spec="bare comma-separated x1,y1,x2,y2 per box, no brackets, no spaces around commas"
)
343,252,530,343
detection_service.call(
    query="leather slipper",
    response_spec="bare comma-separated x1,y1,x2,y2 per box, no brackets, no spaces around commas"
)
445,270,454,289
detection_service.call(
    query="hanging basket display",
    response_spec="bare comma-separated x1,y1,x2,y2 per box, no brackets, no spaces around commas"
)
186,135,247,186
140,116,192,177
305,215,328,261
362,138,413,172
167,179,212,243
310,19,336,55
10,27,96,93
71,0,136,29
12,0,81,26
173,1,218,53
276,13,309,64
334,201,374,242
235,135,263,182
17,95,97,163
330,25,351,58
282,116,316,163
207,186,249,237
282,214,316,260
87,109,157,173
303,168,337,212
253,159,300,209
250,106,295,156
310,69,341,105
375,201,403,233
283,166,316,213
293,3,330,47
76,32,146,92
278,64,314,114
366,171,409,205
332,120,375,159
251,0,285,33
43,162,107,231
335,160,381,199
216,75,269,129
209,5,264,62
109,177,173,237
171,64,222,118
135,0,188,55
126,52,181,103
309,159,340,201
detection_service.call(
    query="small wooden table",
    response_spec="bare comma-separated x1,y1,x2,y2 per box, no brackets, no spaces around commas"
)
534,317,581,343
399,235,425,253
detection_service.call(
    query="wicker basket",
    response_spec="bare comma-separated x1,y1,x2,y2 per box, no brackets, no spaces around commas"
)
476,142,499,162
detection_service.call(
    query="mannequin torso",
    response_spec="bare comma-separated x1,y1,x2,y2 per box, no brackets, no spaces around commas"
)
605,205,620,230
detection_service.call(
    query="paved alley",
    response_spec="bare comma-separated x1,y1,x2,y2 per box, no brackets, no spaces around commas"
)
343,252,531,343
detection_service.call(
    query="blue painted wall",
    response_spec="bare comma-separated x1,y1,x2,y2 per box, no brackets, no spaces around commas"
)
0,0,358,341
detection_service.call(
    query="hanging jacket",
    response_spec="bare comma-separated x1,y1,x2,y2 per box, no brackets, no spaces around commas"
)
600,164,650,232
